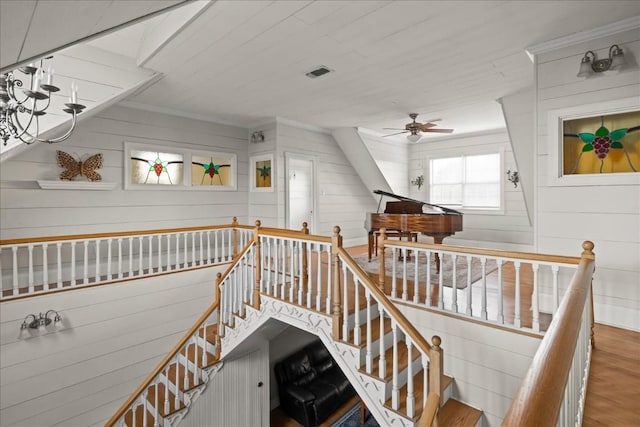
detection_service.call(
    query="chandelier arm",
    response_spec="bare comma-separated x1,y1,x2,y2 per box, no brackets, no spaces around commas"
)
16,113,40,144
6,75,32,106
43,112,78,143
8,99,38,140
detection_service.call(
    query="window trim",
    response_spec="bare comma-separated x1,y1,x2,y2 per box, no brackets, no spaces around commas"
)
426,147,505,214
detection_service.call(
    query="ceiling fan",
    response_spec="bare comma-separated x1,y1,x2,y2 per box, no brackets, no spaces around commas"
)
383,113,454,142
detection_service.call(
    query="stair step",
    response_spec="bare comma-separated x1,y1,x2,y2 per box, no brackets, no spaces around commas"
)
437,398,483,427
365,340,421,382
124,404,157,427
383,369,425,421
145,383,187,416
179,342,218,369
344,315,392,348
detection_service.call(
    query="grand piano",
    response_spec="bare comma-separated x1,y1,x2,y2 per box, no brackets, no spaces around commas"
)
365,190,463,262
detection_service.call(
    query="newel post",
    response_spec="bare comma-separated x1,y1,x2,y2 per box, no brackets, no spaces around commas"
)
252,220,262,309
378,228,387,291
232,216,239,258
331,226,343,340
581,240,596,348
301,222,309,294
429,335,443,406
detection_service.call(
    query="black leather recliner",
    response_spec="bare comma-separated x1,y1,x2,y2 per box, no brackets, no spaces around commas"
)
274,340,356,427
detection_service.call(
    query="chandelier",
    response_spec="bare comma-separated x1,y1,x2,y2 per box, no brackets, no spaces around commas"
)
0,56,85,146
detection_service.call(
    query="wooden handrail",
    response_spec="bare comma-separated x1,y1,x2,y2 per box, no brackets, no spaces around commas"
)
382,239,582,265
104,239,255,427
501,241,595,426
419,392,440,427
258,227,332,243
0,223,238,246
337,246,433,358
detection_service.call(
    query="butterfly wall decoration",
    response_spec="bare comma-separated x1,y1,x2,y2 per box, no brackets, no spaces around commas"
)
56,150,103,181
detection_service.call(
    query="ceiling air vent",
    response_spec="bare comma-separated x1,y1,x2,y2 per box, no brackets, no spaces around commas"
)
305,66,334,79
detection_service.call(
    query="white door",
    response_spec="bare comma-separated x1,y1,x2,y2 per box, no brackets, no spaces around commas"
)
286,154,316,232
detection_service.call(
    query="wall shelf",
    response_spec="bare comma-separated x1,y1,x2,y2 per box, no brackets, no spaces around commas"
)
37,180,118,190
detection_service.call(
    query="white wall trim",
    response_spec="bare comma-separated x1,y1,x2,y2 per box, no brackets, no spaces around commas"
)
525,16,640,56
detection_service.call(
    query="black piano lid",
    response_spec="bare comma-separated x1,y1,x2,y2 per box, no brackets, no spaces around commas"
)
373,189,462,215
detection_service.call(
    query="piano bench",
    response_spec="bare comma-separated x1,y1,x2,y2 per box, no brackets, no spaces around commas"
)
373,231,418,257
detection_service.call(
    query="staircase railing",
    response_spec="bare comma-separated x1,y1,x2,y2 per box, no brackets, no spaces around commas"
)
375,228,584,333
105,237,257,427
502,242,595,426
0,218,252,300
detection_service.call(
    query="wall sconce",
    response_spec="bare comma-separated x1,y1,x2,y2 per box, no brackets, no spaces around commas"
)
21,310,62,329
577,44,625,77
506,169,519,188
410,174,424,189
250,131,265,143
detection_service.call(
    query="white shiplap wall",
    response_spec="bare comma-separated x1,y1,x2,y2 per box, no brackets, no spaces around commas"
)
360,131,409,195
409,130,534,251
535,27,640,331
0,267,222,427
276,121,377,246
248,122,278,228
0,105,249,239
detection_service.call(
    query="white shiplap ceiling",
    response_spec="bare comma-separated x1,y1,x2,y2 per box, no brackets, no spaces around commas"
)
4,0,640,140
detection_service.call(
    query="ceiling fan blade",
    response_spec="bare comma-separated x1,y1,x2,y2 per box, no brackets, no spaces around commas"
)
424,128,454,133
418,123,438,131
382,128,407,130
383,131,409,137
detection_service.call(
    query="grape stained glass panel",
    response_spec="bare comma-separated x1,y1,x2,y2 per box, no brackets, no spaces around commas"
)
130,150,183,185
563,110,639,175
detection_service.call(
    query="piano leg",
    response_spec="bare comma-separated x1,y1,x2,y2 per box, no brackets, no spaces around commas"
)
434,236,444,274
368,232,374,262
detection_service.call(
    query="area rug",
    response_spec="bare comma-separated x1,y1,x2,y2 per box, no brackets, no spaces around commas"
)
352,251,497,289
331,403,379,427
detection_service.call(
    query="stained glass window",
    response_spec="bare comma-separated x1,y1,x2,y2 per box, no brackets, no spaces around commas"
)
191,154,234,187
563,110,640,175
130,150,183,185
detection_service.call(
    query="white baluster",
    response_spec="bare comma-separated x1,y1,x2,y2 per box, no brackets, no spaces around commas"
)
142,390,148,427
199,231,204,266
532,263,540,332
206,230,211,265
402,247,408,301
28,244,34,293
451,254,458,313
220,231,226,262
466,255,473,315
514,260,521,328
413,252,419,303
480,257,488,320
289,241,295,303
183,233,188,268
342,263,348,341
406,339,415,418
191,232,196,266
43,243,49,290
552,264,560,312
366,289,372,374
354,277,361,346
326,245,332,315
298,241,304,305
305,241,312,308
156,235,162,272
422,355,429,407
12,246,18,295
70,241,76,286
165,235,171,272
378,305,386,378
425,250,432,306
129,237,134,277
164,366,170,415
202,325,208,367
148,235,153,273
192,336,200,387
175,362,181,409
437,251,444,309
391,247,397,298
497,259,504,324
315,244,322,311
138,237,144,275
214,230,219,263
56,242,63,287
392,322,399,410
82,241,88,285
154,382,159,426
107,238,113,280
175,234,180,270
117,238,123,278
95,240,101,283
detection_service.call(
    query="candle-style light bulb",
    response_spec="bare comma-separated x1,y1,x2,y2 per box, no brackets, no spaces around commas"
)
46,66,53,86
70,81,77,104
31,68,42,92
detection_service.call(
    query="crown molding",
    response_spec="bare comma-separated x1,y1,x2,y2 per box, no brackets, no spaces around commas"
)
526,16,640,56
